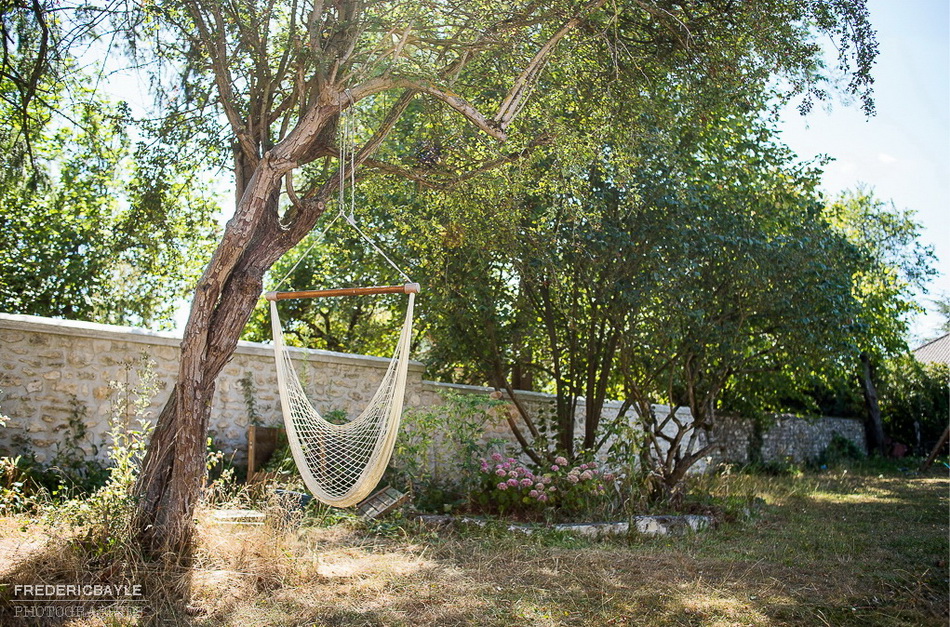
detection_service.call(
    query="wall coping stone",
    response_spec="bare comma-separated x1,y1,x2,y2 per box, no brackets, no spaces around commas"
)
0,312,425,374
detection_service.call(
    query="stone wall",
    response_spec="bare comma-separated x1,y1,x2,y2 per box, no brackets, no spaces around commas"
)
713,414,866,465
0,313,861,471
0,313,429,466
0,313,641,468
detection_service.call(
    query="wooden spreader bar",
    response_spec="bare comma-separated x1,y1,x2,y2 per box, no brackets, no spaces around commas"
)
264,283,420,301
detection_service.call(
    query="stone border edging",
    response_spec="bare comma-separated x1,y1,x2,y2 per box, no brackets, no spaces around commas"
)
414,513,711,537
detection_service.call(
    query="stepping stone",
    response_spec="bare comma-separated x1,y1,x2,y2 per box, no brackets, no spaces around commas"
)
211,509,266,525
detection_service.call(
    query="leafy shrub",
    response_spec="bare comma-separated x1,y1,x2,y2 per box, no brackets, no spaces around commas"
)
880,355,949,454
388,391,506,511
51,356,157,546
815,433,866,467
0,387,114,512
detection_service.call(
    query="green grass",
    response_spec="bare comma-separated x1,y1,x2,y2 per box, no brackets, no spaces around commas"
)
1,465,946,626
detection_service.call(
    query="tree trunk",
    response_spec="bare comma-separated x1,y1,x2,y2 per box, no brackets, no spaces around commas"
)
859,351,886,456
918,425,949,473
132,107,337,560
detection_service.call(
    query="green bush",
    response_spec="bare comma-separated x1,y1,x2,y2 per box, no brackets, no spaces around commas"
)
880,354,949,455
387,391,506,511
0,391,112,512
471,453,617,521
815,433,867,467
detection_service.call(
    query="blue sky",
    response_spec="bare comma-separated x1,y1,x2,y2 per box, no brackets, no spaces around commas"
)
777,0,949,343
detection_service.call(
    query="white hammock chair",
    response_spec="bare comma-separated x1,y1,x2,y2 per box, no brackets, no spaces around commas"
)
266,283,418,507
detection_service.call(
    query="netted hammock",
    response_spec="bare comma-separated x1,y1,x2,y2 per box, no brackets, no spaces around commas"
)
267,284,417,507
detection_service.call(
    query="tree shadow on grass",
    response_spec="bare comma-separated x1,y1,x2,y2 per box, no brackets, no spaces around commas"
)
0,535,193,626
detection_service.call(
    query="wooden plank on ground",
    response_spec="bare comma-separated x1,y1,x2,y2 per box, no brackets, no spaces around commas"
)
356,486,410,519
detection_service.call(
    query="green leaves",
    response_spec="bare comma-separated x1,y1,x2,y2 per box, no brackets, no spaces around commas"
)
0,84,220,328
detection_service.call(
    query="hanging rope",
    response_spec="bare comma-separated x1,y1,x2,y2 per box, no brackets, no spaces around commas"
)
273,93,412,289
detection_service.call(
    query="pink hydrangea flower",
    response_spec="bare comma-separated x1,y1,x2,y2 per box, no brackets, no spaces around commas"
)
567,475,579,484
520,477,533,487
579,463,589,470
497,482,508,490
588,461,597,468
603,473,615,481
550,464,560,472
541,476,552,484
507,478,519,487
491,452,503,462
555,456,568,466
580,470,593,481
495,468,507,477
508,470,518,478
548,486,557,492
538,494,548,502
529,489,539,498
535,483,544,490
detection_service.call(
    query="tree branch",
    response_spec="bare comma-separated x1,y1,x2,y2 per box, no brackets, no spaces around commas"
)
494,0,609,129
347,76,506,141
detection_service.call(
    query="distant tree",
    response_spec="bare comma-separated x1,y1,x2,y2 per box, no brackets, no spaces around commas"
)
824,187,936,454
879,354,949,455
0,88,219,328
615,116,865,500
934,295,950,334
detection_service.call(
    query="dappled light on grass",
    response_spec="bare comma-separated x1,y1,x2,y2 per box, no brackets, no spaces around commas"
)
0,467,944,625
667,582,777,627
179,469,947,625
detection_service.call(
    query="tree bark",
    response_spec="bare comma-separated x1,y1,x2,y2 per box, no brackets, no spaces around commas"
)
132,107,337,559
859,351,886,456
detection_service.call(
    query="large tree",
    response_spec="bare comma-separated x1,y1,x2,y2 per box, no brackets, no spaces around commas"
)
824,187,936,453
3,0,879,558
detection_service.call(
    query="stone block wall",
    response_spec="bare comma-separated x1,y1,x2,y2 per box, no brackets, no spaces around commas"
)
713,414,866,465
0,313,431,466
1,313,635,468
1,312,862,473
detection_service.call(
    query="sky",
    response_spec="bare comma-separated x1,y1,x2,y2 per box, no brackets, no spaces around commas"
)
776,0,949,344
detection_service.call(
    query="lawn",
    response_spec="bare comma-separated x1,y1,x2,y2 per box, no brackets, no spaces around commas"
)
1,466,947,626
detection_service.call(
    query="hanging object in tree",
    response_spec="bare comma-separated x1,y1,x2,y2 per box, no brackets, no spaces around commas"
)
264,94,419,507
265,282,418,507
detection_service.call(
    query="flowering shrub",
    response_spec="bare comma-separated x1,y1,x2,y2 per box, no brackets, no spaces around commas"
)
473,452,617,520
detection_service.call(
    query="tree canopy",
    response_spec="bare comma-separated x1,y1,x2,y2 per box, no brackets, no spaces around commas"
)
0,9,220,327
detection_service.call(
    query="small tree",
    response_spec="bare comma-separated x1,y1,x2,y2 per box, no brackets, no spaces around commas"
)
825,187,936,454
619,115,863,500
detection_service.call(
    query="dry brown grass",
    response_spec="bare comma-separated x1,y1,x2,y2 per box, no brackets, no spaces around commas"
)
0,467,946,626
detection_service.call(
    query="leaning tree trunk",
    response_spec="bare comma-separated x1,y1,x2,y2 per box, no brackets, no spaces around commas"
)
132,106,338,560
859,351,886,456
